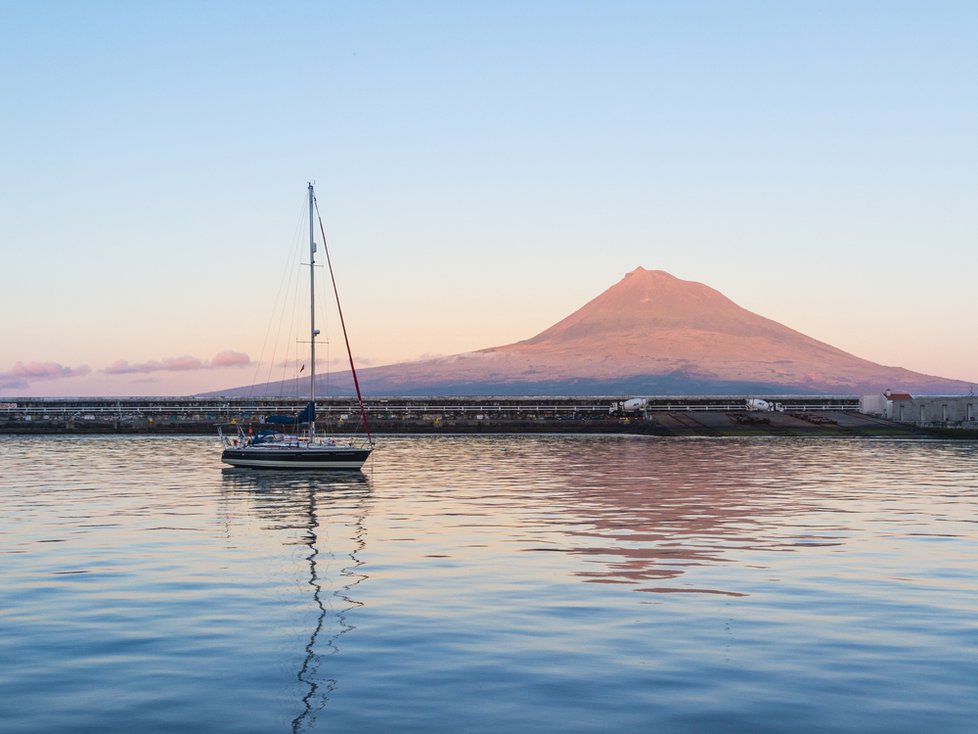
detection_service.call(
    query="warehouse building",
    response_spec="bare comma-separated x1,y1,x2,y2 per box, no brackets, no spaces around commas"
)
861,389,977,428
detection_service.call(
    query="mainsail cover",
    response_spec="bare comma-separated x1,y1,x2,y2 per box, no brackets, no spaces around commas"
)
266,401,315,425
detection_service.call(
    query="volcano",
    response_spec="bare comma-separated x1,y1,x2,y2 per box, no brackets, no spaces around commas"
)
211,267,970,396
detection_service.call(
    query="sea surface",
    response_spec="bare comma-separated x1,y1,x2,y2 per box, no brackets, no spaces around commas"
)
1,434,976,733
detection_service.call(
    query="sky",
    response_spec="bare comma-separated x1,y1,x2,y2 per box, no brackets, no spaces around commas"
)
1,1,976,396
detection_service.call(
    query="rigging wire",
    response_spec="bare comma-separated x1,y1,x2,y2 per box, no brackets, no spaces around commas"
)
315,221,333,425
247,198,307,399
313,194,374,445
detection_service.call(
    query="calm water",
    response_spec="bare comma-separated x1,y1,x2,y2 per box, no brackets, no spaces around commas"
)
1,435,976,733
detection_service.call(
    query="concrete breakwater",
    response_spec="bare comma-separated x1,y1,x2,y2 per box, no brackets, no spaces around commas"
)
0,395,951,438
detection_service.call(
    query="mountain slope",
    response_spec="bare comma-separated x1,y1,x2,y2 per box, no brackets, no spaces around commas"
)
208,267,969,396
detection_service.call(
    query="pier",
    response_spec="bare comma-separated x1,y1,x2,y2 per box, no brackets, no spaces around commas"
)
0,395,944,437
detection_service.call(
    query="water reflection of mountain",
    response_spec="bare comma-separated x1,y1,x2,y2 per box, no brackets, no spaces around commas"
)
519,438,850,596
220,470,371,732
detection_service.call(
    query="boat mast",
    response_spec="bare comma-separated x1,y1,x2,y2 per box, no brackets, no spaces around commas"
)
308,182,317,438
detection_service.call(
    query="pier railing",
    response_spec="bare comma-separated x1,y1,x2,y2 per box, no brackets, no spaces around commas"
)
0,396,861,422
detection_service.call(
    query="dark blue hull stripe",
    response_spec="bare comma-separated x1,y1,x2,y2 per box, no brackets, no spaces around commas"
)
221,448,371,469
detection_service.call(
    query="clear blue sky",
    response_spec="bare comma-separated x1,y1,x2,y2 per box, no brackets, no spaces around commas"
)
1,1,976,395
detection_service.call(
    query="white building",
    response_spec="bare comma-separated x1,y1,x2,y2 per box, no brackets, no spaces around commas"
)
861,389,978,428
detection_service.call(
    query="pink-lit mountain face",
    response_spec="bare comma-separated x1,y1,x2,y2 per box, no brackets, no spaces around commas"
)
213,267,970,396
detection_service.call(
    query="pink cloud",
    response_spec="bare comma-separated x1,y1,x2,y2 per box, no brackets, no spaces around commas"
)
11,361,90,379
103,356,202,374
103,359,155,374
211,351,251,368
161,356,205,371
0,361,91,390
2,351,254,391
102,358,193,374
103,352,251,375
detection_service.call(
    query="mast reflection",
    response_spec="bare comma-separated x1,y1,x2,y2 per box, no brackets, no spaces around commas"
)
220,469,370,732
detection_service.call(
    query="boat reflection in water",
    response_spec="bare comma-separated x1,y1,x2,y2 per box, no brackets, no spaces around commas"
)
220,468,370,732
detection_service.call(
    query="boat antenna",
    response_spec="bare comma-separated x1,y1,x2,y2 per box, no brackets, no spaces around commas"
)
313,194,374,446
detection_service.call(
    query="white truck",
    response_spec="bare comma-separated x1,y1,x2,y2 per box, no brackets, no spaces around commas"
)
745,398,784,412
609,398,649,414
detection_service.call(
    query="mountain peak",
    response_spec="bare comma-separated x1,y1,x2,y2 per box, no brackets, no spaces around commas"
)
621,266,679,284
518,267,764,345
625,265,667,277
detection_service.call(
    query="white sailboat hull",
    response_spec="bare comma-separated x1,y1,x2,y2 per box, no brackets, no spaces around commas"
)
221,444,371,470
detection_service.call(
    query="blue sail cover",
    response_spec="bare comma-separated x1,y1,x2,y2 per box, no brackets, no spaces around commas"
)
266,401,316,425
296,401,316,423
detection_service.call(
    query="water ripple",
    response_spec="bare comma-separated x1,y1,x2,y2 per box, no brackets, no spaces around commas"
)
1,434,976,733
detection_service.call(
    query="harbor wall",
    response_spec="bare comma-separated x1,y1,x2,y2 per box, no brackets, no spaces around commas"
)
2,396,967,437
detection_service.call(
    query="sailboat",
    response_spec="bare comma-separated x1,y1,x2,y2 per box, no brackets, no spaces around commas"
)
219,183,375,470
